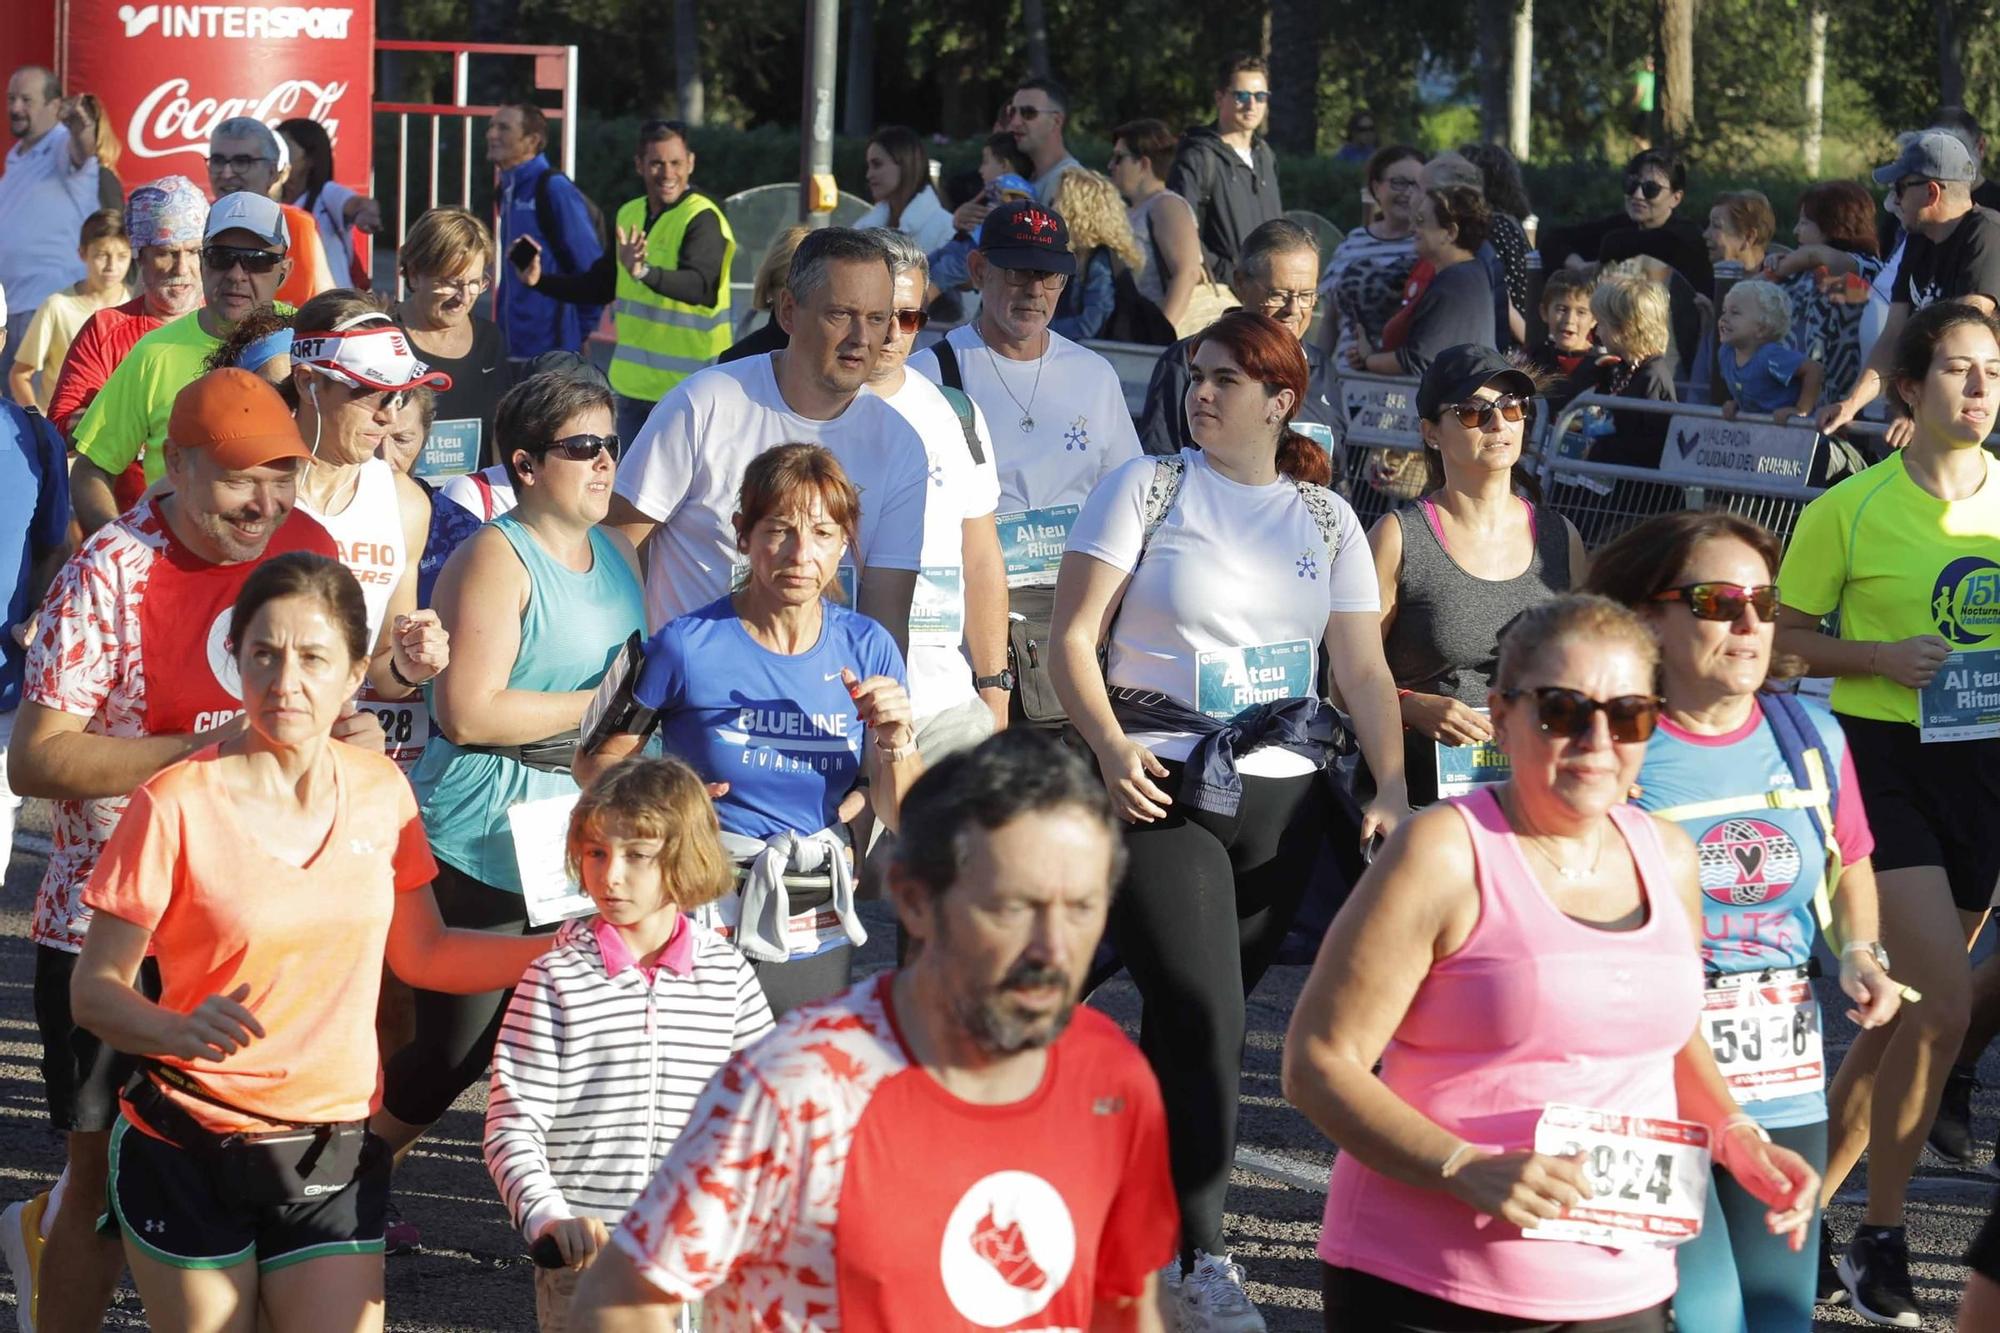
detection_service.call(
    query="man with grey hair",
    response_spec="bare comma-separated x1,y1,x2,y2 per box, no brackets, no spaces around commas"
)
0,66,101,373
1139,218,1341,456
1820,128,2000,434
607,226,929,645
205,114,333,304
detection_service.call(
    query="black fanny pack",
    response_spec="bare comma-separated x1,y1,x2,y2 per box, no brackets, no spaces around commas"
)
459,728,582,774
1006,585,1067,726
129,1064,373,1206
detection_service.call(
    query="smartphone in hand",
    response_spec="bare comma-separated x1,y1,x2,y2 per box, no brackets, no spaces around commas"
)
508,236,539,272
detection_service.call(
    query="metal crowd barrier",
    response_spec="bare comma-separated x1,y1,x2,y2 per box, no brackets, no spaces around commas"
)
1333,370,1428,529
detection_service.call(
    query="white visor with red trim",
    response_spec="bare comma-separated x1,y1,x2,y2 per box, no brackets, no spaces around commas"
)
291,314,454,394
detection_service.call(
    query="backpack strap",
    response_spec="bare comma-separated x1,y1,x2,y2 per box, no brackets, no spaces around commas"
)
1760,691,1844,947
934,337,964,392
935,384,985,465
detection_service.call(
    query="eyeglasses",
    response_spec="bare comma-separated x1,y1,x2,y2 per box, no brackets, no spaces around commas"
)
537,432,620,462
1001,104,1046,122
892,308,930,335
1500,686,1663,743
423,275,489,296
999,268,1068,290
1440,394,1529,429
1623,176,1668,201
1651,582,1781,622
202,245,284,275
1381,176,1423,195
1231,90,1272,107
1258,288,1318,312
1891,176,1931,198
209,153,274,174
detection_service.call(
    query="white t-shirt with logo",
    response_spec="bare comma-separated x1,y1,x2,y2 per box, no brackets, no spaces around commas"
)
876,373,1002,722
1066,449,1375,774
614,353,931,631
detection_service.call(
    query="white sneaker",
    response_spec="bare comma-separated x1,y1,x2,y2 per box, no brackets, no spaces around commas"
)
1178,1249,1265,1333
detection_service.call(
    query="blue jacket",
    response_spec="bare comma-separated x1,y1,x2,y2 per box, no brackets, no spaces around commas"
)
494,154,606,360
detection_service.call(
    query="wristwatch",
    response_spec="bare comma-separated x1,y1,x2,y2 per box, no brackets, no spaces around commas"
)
1844,940,1892,972
974,669,1017,692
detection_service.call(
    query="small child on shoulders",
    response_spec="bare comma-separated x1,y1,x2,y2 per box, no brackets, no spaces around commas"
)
485,757,773,1332
1716,278,1824,425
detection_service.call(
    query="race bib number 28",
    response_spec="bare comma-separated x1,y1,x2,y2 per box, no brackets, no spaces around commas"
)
1524,1103,1710,1249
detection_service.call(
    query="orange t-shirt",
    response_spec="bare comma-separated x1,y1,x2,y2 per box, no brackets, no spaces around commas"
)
275,203,331,308
83,741,437,1132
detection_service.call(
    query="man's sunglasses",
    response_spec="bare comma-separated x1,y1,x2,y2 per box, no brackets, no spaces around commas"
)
1623,177,1668,200
1501,686,1663,743
535,432,620,462
1231,90,1272,106
893,308,929,335
1001,104,1046,122
1439,394,1529,429
203,245,284,275
1651,582,1780,622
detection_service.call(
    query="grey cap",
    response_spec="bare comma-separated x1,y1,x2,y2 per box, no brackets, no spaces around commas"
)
1873,130,1978,186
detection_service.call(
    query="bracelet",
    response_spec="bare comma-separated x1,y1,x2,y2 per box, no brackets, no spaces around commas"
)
389,657,424,690
1841,940,1880,956
875,738,917,763
1716,1114,1771,1146
1439,1142,1481,1179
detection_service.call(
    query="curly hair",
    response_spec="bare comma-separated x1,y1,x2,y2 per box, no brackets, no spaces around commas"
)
1052,168,1144,275
1591,264,1672,362
1424,185,1491,255
1724,278,1793,344
1798,181,1882,258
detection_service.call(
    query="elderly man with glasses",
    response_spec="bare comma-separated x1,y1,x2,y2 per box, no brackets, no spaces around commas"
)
205,114,334,308
68,192,296,532
1168,53,1284,282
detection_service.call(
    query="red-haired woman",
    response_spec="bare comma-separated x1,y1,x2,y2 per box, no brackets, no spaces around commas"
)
1763,180,1885,405
1050,310,1407,1327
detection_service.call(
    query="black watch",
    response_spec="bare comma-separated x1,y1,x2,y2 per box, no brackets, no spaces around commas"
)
974,669,1017,692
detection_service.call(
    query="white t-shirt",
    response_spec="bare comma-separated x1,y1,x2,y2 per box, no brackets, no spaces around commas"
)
909,325,1141,586
1066,450,1375,775
438,464,518,521
296,181,361,289
876,372,1001,721
295,457,407,647
614,353,931,631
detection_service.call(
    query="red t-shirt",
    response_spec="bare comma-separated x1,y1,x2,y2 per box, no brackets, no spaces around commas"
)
1379,260,1436,352
22,499,338,951
47,294,159,509
613,973,1178,1331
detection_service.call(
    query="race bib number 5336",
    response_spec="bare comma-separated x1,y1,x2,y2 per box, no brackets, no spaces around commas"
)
1524,1103,1710,1249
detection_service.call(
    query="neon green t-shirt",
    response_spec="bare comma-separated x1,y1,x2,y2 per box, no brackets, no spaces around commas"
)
71,312,224,484
1778,450,2000,725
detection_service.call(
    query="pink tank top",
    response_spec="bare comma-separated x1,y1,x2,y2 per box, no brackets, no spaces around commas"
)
1318,787,1702,1321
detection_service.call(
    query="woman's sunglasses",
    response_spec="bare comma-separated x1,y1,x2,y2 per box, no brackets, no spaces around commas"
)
537,432,620,462
1651,582,1780,622
1624,177,1668,201
1440,394,1529,429
1500,686,1662,743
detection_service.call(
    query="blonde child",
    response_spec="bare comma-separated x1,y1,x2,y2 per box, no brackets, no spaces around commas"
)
1583,265,1679,469
484,758,773,1331
8,209,131,411
1715,277,1824,424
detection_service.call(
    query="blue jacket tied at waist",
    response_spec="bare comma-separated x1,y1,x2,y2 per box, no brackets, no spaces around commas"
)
1106,688,1350,817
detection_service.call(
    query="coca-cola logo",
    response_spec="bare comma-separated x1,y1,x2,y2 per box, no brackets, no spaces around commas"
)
126,77,347,160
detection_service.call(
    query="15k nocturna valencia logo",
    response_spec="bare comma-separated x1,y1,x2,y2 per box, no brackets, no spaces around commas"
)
1931,556,2000,646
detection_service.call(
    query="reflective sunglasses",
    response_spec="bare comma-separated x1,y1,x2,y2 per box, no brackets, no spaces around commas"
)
1231,90,1272,106
1651,581,1780,622
892,307,930,335
208,153,275,174
202,245,285,275
1001,104,1045,122
1500,686,1662,742
1440,394,1529,429
1623,176,1668,200
537,432,620,462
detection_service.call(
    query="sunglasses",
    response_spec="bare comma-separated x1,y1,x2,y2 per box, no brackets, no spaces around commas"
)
1002,104,1046,122
208,153,274,174
1651,582,1780,622
1231,90,1272,106
1892,176,1931,198
202,245,284,275
893,308,929,335
1623,177,1668,200
1501,686,1663,743
1440,394,1529,428
536,432,620,462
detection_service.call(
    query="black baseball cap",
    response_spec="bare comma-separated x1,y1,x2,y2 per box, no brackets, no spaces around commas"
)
1415,344,1537,419
977,199,1078,276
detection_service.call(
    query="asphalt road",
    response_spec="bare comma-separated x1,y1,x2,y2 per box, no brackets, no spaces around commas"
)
2,807,1994,1332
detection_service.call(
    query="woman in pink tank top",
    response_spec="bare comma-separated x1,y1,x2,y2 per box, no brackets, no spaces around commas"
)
1284,595,1820,1331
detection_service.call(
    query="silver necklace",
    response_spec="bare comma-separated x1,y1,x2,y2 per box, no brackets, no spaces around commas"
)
1501,788,1605,882
984,339,1046,433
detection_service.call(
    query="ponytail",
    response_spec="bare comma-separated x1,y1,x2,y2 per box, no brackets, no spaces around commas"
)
1275,427,1333,488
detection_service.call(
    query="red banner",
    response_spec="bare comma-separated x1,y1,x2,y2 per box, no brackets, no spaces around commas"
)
58,0,374,195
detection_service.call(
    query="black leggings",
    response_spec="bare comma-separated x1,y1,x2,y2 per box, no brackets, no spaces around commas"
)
1322,1266,1668,1332
380,861,551,1126
1112,758,1337,1258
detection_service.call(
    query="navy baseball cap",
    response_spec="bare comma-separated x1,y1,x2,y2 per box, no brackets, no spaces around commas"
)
977,200,1077,276
1415,345,1538,420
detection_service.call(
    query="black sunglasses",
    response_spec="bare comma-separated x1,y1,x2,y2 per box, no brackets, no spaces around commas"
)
893,308,930,335
1624,176,1668,200
1651,582,1780,622
1440,394,1529,429
1001,104,1045,121
536,432,620,462
202,245,284,275
1501,686,1662,743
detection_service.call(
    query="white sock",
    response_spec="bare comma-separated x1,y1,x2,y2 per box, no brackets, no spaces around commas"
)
40,1168,67,1240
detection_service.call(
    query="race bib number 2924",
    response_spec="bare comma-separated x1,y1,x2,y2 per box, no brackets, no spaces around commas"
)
1523,1103,1710,1250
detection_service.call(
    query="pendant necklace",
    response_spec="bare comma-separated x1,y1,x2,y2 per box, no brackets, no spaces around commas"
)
984,339,1046,433
1502,788,1604,882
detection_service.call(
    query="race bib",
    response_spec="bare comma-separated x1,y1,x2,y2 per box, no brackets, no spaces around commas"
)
354,698,430,773
414,418,482,479
1434,711,1511,797
1524,1103,1710,1249
910,565,965,643
1702,973,1823,1103
507,793,597,927
998,505,1078,588
1919,649,2000,743
1195,640,1312,721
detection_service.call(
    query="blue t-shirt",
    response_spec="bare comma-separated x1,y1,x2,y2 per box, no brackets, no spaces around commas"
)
1719,342,1809,415
1633,697,1873,1129
635,596,906,842
0,403,70,712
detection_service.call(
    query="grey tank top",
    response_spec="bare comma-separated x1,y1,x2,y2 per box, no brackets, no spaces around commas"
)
1383,499,1572,705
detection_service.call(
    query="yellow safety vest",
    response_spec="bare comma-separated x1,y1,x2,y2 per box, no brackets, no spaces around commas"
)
610,191,738,402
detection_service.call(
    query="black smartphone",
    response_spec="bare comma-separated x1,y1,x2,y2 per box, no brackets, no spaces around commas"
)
509,236,539,271
530,1234,565,1268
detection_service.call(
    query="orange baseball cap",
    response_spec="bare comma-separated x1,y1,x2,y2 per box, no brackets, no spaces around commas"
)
167,369,312,470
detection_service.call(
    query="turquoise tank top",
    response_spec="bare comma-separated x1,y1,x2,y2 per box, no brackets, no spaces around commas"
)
411,513,644,892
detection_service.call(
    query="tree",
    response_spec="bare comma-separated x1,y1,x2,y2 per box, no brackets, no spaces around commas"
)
1509,0,1533,159
675,0,705,126
1656,0,1694,146
843,0,874,137
1478,0,1510,144
1266,0,1325,153
1802,2,1826,174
